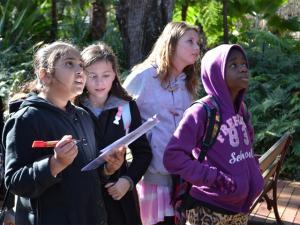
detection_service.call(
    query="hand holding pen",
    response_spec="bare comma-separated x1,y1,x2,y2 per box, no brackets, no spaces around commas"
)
32,138,125,176
48,135,78,177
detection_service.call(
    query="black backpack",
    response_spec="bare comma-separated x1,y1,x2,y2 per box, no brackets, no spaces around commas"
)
171,95,250,225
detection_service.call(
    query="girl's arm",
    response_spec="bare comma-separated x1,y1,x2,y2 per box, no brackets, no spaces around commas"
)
163,104,219,187
104,102,152,200
4,116,60,198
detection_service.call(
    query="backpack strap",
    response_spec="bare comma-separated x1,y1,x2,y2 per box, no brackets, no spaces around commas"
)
240,101,250,124
121,102,131,134
191,95,222,162
0,143,4,183
240,101,253,143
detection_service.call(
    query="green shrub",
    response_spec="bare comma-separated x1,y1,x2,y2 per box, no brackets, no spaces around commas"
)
240,30,300,179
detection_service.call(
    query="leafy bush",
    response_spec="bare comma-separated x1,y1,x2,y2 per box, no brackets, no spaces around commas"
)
0,44,39,98
240,30,300,179
173,0,223,46
0,0,52,99
0,0,51,50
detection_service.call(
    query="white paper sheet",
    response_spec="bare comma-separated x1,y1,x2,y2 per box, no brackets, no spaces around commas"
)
81,115,159,171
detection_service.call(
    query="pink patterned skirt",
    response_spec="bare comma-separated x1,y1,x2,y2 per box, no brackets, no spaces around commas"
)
136,180,174,225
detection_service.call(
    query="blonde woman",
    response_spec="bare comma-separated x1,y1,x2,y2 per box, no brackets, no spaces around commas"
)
124,21,200,225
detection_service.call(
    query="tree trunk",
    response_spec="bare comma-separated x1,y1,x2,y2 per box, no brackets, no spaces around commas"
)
181,0,189,21
90,0,107,41
51,0,57,41
116,0,175,68
223,0,228,44
197,23,207,59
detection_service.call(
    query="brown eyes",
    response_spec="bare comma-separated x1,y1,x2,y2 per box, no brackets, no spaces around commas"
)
65,61,83,68
229,63,247,69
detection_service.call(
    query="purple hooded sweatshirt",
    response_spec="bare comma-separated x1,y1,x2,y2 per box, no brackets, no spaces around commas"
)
163,44,264,213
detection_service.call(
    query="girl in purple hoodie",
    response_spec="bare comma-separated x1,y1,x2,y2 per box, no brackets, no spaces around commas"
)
163,44,263,224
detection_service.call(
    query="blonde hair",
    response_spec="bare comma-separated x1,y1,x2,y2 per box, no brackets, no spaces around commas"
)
133,21,199,97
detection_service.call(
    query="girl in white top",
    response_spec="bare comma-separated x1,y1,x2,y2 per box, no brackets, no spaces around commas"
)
123,21,200,225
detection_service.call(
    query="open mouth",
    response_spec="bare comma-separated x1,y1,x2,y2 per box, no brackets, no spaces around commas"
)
75,81,84,86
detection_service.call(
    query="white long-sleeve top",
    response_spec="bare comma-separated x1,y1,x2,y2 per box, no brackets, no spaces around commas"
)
123,65,193,185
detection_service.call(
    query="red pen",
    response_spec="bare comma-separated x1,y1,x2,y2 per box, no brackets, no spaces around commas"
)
32,139,82,148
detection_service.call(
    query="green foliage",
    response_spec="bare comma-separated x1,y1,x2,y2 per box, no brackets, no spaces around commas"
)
0,0,126,100
200,1,223,46
173,0,200,24
239,30,300,179
102,6,126,72
228,0,299,37
173,0,223,46
173,0,299,47
56,1,91,46
267,15,300,35
0,0,51,50
0,42,42,97
0,0,52,98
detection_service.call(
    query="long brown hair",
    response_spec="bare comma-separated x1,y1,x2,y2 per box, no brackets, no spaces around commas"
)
132,21,199,97
79,42,132,102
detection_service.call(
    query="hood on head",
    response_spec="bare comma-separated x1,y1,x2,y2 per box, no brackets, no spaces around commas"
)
201,44,248,113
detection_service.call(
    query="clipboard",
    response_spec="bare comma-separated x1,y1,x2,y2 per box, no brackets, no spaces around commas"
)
81,115,159,171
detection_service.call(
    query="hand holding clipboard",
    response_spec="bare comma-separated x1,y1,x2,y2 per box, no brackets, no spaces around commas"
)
81,115,159,171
